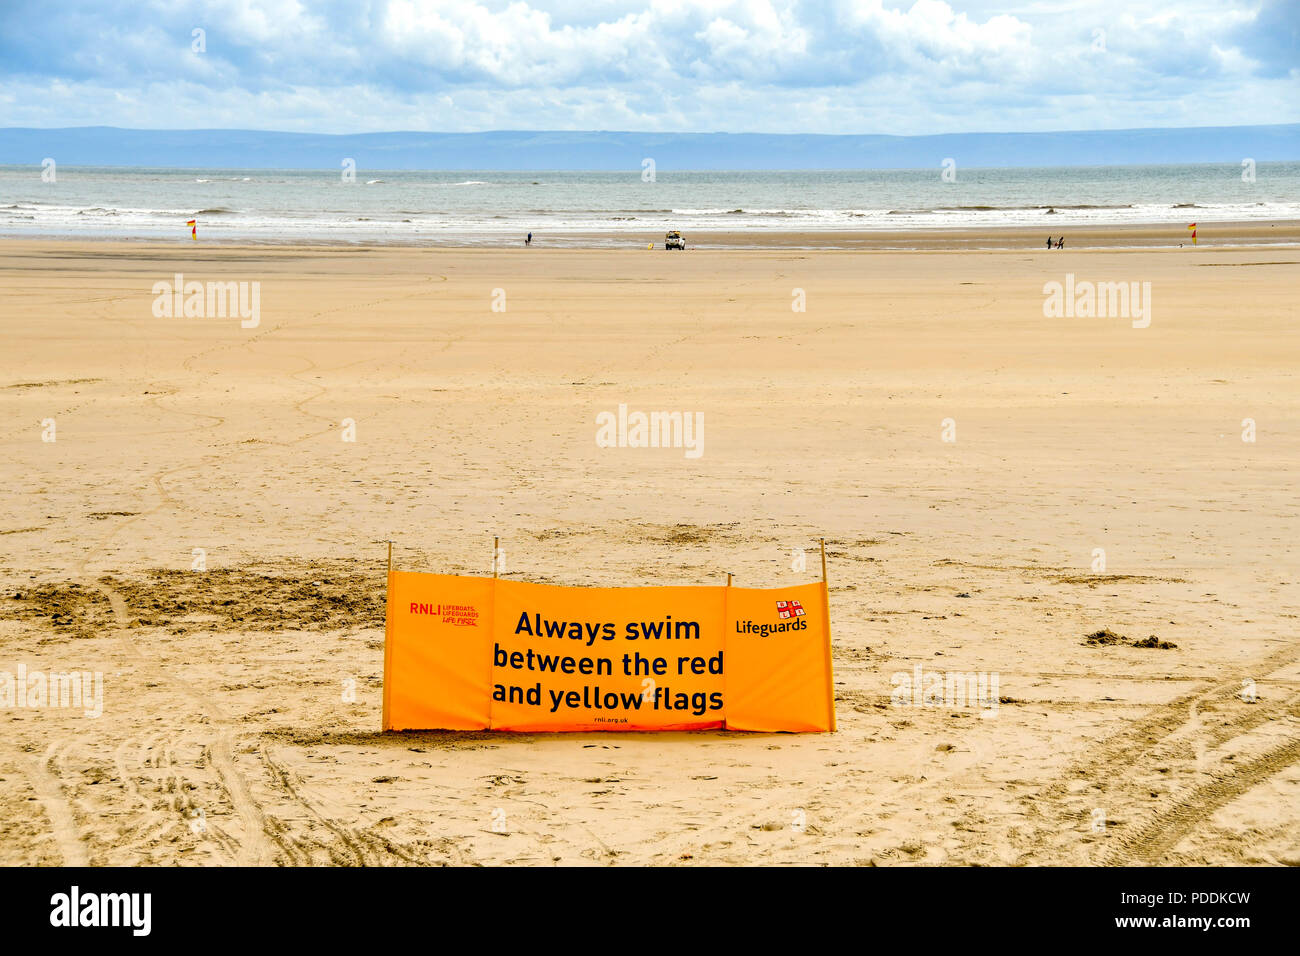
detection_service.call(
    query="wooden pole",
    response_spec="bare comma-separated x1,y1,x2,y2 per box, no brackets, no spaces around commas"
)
488,537,500,729
381,539,394,732
721,568,731,730
818,537,836,732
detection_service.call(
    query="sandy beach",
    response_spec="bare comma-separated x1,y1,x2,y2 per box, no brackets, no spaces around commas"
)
2,235,1299,866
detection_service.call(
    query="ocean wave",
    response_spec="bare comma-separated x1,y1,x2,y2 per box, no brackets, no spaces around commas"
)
668,208,844,217
1050,204,1135,210
4,168,1297,240
935,203,1134,211
669,207,778,215
526,208,673,216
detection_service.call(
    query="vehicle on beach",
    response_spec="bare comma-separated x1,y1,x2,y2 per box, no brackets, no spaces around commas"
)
665,230,686,250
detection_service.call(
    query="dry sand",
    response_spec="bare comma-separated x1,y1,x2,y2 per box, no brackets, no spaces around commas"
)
1,234,1299,866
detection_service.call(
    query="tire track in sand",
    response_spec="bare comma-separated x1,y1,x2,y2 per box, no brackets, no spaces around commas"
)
30,269,453,865
1005,642,1300,864
86,576,279,865
57,279,418,864
1100,697,1300,865
260,747,369,866
25,743,90,866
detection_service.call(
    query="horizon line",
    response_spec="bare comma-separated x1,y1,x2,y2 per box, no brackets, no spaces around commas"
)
4,122,1299,138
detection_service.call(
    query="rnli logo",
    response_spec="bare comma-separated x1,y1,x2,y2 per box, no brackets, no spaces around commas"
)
411,602,480,627
776,600,805,620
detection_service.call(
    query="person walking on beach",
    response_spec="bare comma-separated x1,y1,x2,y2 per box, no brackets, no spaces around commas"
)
1057,236,1065,249
525,232,532,246
1046,236,1053,250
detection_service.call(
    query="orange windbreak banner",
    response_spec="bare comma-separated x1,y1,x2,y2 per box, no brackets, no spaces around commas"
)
383,572,493,731
724,581,837,733
383,572,834,733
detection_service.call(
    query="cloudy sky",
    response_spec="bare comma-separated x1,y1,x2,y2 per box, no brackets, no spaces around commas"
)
0,0,1296,134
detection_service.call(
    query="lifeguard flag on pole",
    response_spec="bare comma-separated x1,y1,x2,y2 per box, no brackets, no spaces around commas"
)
187,219,197,240
1188,223,1197,245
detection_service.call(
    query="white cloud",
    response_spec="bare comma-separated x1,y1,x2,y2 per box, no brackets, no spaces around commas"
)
0,0,1294,132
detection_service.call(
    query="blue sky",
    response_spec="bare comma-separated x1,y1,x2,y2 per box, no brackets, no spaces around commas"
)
0,0,1296,134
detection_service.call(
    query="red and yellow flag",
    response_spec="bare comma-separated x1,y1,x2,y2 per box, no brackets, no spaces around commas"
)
1188,223,1197,245
186,219,197,241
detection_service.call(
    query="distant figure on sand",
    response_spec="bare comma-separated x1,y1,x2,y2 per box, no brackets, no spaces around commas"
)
1057,236,1065,249
526,232,532,246
1046,236,1053,250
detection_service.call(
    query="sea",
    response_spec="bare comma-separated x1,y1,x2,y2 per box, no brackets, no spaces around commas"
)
2,163,1298,245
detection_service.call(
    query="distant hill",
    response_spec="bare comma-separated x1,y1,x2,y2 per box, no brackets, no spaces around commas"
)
1,124,1296,170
